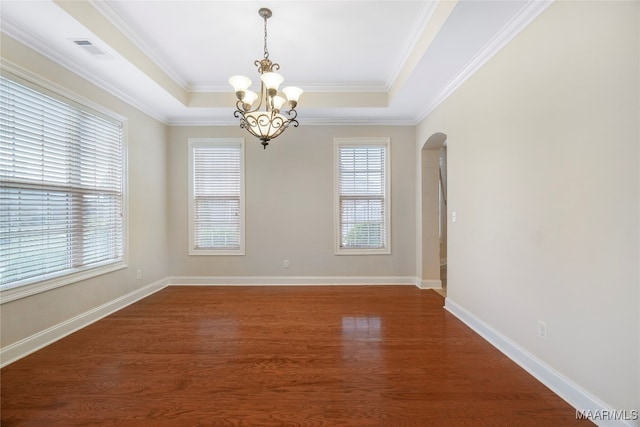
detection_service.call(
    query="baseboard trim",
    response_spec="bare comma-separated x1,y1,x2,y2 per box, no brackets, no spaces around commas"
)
0,278,169,368
444,298,636,427
1,275,426,367
169,275,421,287
418,279,443,290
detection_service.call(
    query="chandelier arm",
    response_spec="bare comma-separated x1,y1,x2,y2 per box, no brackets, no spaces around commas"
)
254,59,263,73
256,81,266,112
283,108,298,126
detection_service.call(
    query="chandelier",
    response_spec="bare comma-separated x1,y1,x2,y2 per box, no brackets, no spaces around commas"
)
229,8,303,149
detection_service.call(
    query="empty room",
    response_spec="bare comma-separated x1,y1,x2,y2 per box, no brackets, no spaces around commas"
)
1,1,638,426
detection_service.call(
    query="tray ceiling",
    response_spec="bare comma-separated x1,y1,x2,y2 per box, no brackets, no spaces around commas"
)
0,1,552,125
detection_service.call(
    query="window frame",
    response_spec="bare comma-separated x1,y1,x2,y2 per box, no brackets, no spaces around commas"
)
334,137,391,255
0,67,128,304
188,138,245,256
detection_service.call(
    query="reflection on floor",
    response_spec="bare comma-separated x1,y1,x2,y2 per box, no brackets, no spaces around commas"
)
1,286,589,426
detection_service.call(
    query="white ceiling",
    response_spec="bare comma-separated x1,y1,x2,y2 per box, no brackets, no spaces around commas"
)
0,0,552,126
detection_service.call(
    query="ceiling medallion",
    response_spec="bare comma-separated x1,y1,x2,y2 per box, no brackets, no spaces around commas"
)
229,8,303,149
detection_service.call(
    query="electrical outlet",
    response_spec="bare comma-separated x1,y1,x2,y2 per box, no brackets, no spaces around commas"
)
537,320,548,341
283,259,289,268
136,269,142,280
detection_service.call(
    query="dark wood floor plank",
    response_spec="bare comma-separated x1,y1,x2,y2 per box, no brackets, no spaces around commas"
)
1,286,592,426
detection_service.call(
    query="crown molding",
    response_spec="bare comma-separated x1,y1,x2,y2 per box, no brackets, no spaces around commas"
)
89,3,391,96
167,115,417,127
189,81,389,93
1,59,127,125
301,117,416,126
415,0,554,123
1,21,169,124
385,0,439,91
167,117,236,126
89,0,189,91
2,0,554,129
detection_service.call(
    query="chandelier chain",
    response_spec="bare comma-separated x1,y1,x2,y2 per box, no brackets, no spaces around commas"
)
263,15,269,59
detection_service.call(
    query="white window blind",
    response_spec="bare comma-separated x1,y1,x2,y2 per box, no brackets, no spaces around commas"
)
336,138,390,254
0,74,125,292
189,139,244,255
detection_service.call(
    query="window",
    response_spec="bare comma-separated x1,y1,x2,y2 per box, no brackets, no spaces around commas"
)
188,138,245,255
335,137,390,255
0,73,126,296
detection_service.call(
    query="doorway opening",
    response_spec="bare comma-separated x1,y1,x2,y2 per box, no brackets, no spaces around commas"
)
421,133,447,296
438,147,447,291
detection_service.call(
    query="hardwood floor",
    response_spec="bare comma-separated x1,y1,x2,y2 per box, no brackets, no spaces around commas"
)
1,286,592,426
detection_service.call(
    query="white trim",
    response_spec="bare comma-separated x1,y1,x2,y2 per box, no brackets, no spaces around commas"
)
0,1,554,128
444,298,636,427
167,117,418,127
169,276,420,287
3,275,632,426
0,276,432,367
0,68,130,302
1,61,128,124
416,0,554,122
0,262,127,304
0,278,168,368
385,0,439,90
190,83,388,94
89,0,189,91
187,138,246,256
418,279,442,290
0,26,168,124
334,137,392,255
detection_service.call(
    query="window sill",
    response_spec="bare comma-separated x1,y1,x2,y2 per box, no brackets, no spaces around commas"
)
335,248,391,256
1,261,127,304
189,249,245,256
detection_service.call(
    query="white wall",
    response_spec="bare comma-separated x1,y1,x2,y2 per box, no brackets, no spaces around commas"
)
167,125,416,280
417,0,639,416
0,35,170,348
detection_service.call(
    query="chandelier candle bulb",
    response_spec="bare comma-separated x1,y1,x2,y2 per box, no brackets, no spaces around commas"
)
261,72,284,97
273,95,286,112
229,7,302,149
229,75,252,99
242,90,258,109
282,86,303,108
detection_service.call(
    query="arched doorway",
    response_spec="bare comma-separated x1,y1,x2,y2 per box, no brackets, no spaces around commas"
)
420,133,447,292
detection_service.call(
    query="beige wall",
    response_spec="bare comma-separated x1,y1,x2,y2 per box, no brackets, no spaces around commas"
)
417,0,639,414
0,35,170,347
0,34,417,351
167,125,416,279
2,1,638,415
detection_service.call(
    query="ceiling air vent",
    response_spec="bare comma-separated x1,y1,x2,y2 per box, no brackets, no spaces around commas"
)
72,39,106,56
